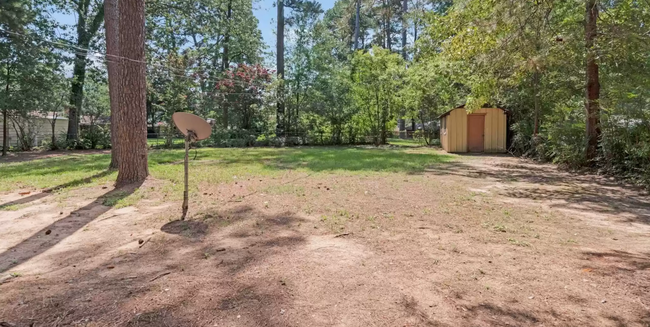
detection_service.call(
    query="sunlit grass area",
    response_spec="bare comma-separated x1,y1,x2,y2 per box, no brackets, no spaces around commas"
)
0,147,452,194
386,138,421,147
147,137,184,147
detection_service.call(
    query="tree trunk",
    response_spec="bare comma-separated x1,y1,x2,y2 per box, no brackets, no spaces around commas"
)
222,0,232,71
105,0,120,169
353,0,360,50
116,0,148,186
2,65,9,156
222,0,232,129
276,0,285,135
51,113,57,149
585,0,600,161
67,54,87,140
401,0,407,59
533,69,540,136
66,1,105,141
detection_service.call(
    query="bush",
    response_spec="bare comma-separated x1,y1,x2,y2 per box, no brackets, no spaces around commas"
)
209,128,258,147
80,125,112,149
599,120,650,185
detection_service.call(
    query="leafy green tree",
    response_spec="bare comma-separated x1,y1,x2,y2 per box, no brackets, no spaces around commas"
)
402,59,459,145
1,1,64,153
59,0,105,140
351,47,404,145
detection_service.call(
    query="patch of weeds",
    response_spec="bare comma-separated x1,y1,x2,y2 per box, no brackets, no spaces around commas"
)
101,189,146,208
507,238,530,247
462,193,477,202
503,209,511,217
102,191,128,206
444,223,462,233
493,224,507,233
0,203,26,211
565,239,578,244
423,208,431,214
10,272,22,278
115,191,146,209
321,214,348,232
263,184,305,196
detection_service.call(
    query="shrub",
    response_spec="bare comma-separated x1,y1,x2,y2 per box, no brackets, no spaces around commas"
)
80,125,112,149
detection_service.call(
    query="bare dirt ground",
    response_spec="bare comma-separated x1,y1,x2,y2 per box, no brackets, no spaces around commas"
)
1,153,649,326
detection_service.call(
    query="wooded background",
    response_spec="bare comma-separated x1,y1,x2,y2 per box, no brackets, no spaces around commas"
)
1,0,649,185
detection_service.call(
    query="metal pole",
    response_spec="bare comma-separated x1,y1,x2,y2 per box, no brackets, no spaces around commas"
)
181,133,190,220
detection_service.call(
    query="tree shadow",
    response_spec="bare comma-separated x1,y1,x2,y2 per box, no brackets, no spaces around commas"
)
0,149,109,164
0,181,143,273
1,206,307,326
462,303,540,325
582,250,650,274
502,186,650,223
424,158,650,224
0,170,114,209
400,295,449,327
161,220,209,238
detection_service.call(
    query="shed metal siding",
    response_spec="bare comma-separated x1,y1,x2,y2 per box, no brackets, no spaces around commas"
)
442,108,506,153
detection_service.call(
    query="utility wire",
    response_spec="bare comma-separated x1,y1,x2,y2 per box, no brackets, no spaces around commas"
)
0,28,270,89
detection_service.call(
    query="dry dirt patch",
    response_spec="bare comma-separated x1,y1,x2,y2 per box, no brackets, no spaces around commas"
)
1,153,649,326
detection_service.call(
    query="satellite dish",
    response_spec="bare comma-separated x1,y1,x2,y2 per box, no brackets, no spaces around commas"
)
171,112,212,220
172,112,212,141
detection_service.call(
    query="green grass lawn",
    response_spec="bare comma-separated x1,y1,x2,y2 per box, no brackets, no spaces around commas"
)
386,137,421,147
0,146,452,197
147,137,184,147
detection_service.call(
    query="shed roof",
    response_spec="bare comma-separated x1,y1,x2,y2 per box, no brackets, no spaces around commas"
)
438,104,509,119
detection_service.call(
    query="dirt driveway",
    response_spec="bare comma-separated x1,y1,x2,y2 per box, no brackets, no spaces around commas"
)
1,152,649,326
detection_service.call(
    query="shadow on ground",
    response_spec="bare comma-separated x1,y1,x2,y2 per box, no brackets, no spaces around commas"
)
0,205,307,326
0,170,114,209
0,180,142,273
424,157,650,225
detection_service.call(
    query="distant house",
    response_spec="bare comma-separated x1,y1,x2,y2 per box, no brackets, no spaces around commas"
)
80,115,110,127
1,114,68,148
439,105,508,153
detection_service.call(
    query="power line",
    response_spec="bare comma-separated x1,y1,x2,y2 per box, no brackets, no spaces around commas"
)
0,28,271,89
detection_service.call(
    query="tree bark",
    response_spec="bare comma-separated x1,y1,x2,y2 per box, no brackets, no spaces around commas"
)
585,0,600,161
353,0,360,50
222,0,232,71
50,112,57,149
116,0,148,186
533,69,540,136
222,0,232,129
276,0,285,135
105,0,120,169
2,64,9,156
67,55,87,140
401,0,407,59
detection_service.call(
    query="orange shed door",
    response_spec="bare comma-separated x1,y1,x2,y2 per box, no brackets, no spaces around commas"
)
467,114,485,152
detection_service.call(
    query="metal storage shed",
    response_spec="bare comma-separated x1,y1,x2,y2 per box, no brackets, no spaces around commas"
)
439,105,507,153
